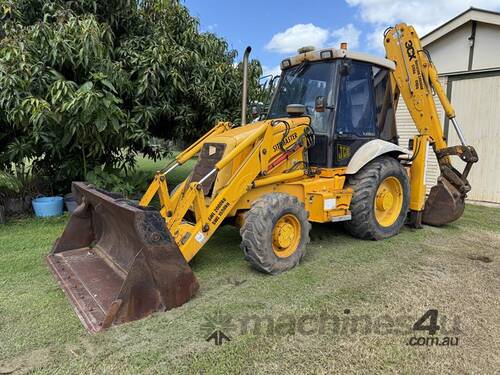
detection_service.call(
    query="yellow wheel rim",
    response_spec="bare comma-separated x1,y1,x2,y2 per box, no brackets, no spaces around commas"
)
272,214,301,258
374,176,403,227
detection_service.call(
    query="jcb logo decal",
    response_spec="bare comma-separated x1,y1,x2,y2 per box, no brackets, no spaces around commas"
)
405,40,416,61
337,144,351,160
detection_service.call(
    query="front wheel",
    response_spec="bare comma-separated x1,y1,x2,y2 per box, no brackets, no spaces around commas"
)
345,156,410,240
240,193,311,274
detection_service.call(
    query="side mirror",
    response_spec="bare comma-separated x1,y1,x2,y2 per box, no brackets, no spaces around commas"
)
286,104,306,116
251,102,263,118
315,96,326,113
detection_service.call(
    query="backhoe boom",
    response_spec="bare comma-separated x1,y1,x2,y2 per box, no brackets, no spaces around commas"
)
384,23,478,226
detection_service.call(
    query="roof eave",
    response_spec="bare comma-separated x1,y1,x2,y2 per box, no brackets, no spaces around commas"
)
421,7,500,46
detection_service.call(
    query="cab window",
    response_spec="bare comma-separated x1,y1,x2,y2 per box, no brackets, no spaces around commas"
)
335,61,376,137
268,61,336,134
372,66,398,143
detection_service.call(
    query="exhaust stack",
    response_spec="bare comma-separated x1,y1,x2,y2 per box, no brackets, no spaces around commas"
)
241,46,251,125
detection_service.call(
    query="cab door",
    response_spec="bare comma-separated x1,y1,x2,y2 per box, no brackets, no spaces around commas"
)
333,60,378,167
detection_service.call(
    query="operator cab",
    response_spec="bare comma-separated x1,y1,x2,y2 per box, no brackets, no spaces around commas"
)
267,46,398,168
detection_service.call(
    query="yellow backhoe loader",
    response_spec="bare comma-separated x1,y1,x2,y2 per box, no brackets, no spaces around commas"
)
46,24,478,332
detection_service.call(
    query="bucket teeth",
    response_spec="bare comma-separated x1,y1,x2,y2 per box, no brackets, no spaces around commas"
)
46,182,198,332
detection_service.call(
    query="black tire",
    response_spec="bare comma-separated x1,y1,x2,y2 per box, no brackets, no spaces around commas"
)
240,193,311,274
345,156,409,240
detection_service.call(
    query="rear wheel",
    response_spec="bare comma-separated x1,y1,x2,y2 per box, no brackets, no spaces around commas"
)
240,193,311,274
345,156,409,240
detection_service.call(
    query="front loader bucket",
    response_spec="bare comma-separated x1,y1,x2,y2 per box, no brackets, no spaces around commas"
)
422,177,465,226
46,182,198,332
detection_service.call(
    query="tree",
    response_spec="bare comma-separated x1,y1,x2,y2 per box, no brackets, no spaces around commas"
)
0,0,262,192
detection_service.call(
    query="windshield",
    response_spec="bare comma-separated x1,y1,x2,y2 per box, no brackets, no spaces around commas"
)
267,61,337,133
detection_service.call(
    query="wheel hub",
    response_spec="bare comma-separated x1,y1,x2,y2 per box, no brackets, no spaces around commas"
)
374,176,403,227
272,214,301,258
275,222,294,248
376,190,395,211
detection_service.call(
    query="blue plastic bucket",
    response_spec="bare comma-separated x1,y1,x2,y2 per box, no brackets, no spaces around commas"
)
32,196,64,218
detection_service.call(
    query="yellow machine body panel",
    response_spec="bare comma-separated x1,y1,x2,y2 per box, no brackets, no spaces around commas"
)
207,118,310,200
232,169,351,223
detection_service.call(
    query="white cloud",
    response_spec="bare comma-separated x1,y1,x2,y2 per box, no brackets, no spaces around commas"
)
265,23,330,53
346,0,500,52
262,64,282,78
330,23,362,49
365,27,388,54
206,23,218,31
265,23,363,54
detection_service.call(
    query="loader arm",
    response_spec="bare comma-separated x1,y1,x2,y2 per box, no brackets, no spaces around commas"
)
140,119,313,261
384,23,478,227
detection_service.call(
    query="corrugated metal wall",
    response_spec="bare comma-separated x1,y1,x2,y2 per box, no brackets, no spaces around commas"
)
396,74,500,203
447,75,500,203
395,78,446,192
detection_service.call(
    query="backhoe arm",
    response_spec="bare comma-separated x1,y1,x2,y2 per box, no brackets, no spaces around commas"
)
384,23,478,227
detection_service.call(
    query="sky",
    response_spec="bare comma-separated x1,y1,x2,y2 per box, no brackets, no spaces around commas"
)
183,0,500,77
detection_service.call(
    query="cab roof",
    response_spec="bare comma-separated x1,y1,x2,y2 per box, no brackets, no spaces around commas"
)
280,47,396,72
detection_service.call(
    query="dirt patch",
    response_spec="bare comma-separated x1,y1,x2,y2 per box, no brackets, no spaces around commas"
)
367,227,500,373
0,348,50,374
467,254,493,263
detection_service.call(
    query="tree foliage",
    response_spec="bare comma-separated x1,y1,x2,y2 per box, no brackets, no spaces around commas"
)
0,0,262,192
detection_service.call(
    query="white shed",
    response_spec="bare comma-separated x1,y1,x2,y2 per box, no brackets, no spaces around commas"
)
395,7,500,204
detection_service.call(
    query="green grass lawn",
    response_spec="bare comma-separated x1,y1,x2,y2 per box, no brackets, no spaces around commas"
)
0,159,499,374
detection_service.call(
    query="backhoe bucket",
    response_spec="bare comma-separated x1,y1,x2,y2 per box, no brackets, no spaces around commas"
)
422,144,477,226
46,182,198,332
422,177,465,226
